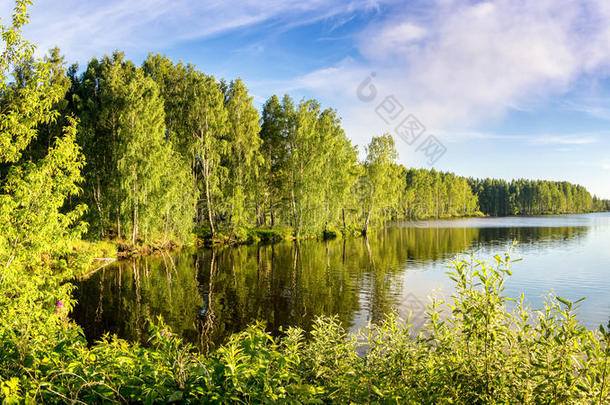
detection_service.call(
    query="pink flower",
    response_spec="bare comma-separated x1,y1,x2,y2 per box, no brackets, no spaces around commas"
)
56,301,64,313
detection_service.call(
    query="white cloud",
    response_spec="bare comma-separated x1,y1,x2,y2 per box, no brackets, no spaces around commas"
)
294,0,610,135
1,0,389,62
562,98,610,120
359,22,427,60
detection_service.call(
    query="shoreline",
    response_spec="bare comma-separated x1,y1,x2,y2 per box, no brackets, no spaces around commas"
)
77,210,610,265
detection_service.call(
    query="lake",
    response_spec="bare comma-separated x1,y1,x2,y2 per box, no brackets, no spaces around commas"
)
73,212,610,351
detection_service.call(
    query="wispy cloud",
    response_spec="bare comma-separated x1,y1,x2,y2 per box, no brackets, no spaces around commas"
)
529,135,598,146
3,0,390,62
293,0,610,134
425,131,600,146
562,99,610,120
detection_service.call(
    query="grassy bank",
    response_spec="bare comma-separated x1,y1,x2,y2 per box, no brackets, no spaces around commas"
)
194,224,365,247
71,238,184,261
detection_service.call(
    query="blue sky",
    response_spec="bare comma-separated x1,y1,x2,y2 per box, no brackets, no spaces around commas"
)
3,0,610,197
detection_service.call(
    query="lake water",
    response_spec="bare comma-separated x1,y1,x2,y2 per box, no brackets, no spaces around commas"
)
73,213,610,351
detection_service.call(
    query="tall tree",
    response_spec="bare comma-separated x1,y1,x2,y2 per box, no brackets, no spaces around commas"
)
259,95,289,227
186,71,227,237
317,108,358,233
73,54,195,243
362,134,400,235
286,99,322,235
223,78,262,236
70,52,132,237
116,69,167,244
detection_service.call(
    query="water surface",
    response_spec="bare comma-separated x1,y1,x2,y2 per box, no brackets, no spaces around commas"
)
74,213,610,350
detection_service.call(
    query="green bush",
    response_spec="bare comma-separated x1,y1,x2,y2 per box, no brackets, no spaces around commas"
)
247,227,293,244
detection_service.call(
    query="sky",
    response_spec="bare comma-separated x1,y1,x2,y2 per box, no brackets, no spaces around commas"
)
2,0,610,198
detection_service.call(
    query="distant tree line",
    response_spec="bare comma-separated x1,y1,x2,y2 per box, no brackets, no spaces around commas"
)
469,178,610,216
8,48,609,244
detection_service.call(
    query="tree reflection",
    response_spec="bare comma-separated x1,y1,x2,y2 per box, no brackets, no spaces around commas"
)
73,224,590,350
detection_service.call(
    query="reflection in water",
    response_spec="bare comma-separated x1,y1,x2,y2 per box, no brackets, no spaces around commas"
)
74,217,602,351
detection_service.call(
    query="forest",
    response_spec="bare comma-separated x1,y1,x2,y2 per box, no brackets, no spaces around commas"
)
5,47,606,248
470,178,609,216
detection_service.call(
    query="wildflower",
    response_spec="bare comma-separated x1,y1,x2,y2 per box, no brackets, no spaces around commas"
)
56,301,65,313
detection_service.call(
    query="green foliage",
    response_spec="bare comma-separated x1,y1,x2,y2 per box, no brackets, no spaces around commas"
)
259,95,290,228
402,167,480,219
0,3,89,403
72,53,196,244
5,16,600,248
247,227,294,243
258,95,360,236
223,78,262,234
143,55,227,239
0,1,65,164
18,47,602,246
